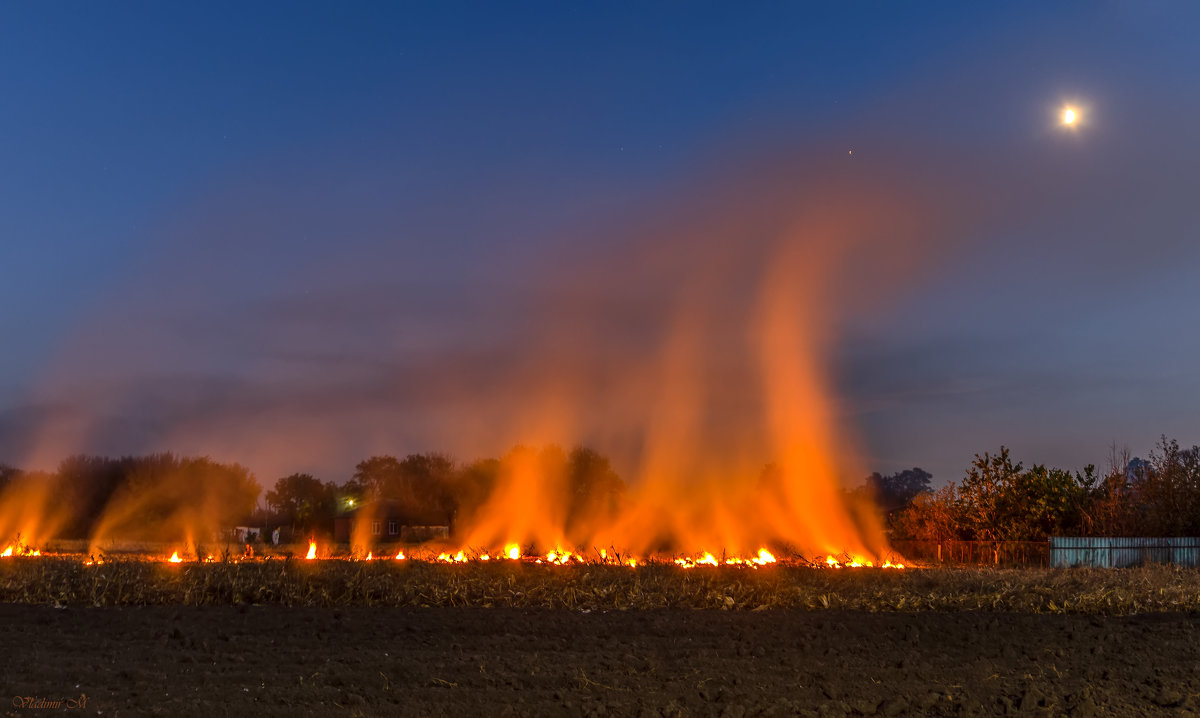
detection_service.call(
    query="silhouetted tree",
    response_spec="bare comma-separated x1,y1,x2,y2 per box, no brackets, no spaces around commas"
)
0,463,20,492
451,458,501,526
53,455,144,538
1134,436,1200,535
352,453,457,524
112,455,261,536
352,455,404,499
863,468,932,511
891,483,959,541
397,453,456,519
1001,463,1090,540
265,473,336,532
564,447,626,542
954,447,1023,541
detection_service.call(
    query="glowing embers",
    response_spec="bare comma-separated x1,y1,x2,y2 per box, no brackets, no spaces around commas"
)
339,546,907,568
673,552,719,568
0,536,41,558
542,549,580,565
669,550,904,569
40,541,908,568
819,553,905,570
0,545,41,557
434,545,527,563
672,549,776,568
307,542,406,562
162,549,217,563
722,548,777,567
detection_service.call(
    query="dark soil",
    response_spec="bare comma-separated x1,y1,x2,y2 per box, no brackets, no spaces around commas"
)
2,606,1198,717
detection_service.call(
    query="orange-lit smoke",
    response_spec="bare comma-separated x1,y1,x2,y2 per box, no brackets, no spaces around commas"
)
461,445,570,553
417,153,943,562
83,455,259,559
2,143,965,563
0,471,69,552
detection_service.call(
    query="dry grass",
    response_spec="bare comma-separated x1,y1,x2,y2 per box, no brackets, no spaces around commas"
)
2,557,1199,613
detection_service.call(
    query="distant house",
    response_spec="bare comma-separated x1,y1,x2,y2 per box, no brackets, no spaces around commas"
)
229,526,262,543
333,498,451,543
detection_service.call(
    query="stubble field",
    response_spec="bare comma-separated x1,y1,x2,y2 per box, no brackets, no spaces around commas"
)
2,559,1199,716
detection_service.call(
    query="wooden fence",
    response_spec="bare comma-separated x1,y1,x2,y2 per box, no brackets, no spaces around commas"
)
889,539,1050,566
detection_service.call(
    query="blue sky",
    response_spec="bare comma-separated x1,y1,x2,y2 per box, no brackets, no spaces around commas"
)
3,2,1200,484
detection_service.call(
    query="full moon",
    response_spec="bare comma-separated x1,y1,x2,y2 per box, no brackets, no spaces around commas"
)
1062,107,1078,125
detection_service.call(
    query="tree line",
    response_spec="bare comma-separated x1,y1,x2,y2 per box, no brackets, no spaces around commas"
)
0,454,259,541
264,445,626,539
3,436,1198,543
889,437,1200,541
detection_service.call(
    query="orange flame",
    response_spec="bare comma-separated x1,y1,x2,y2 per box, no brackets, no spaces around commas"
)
1,543,41,558
168,551,182,563
305,542,317,560
545,549,576,565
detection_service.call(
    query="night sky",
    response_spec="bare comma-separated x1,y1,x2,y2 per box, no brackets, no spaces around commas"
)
4,2,1200,486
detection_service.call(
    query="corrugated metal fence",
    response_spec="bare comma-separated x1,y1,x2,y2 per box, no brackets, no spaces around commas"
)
1049,537,1200,568
889,538,1200,567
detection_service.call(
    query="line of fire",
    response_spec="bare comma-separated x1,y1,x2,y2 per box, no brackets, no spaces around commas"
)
0,446,906,569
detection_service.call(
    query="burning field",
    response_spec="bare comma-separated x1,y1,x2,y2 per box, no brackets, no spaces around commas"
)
3,549,1200,612
0,67,1054,715
1,141,948,573
3,502,1199,716
4,22,1199,717
4,539,1200,613
3,154,1198,718
4,529,1199,714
